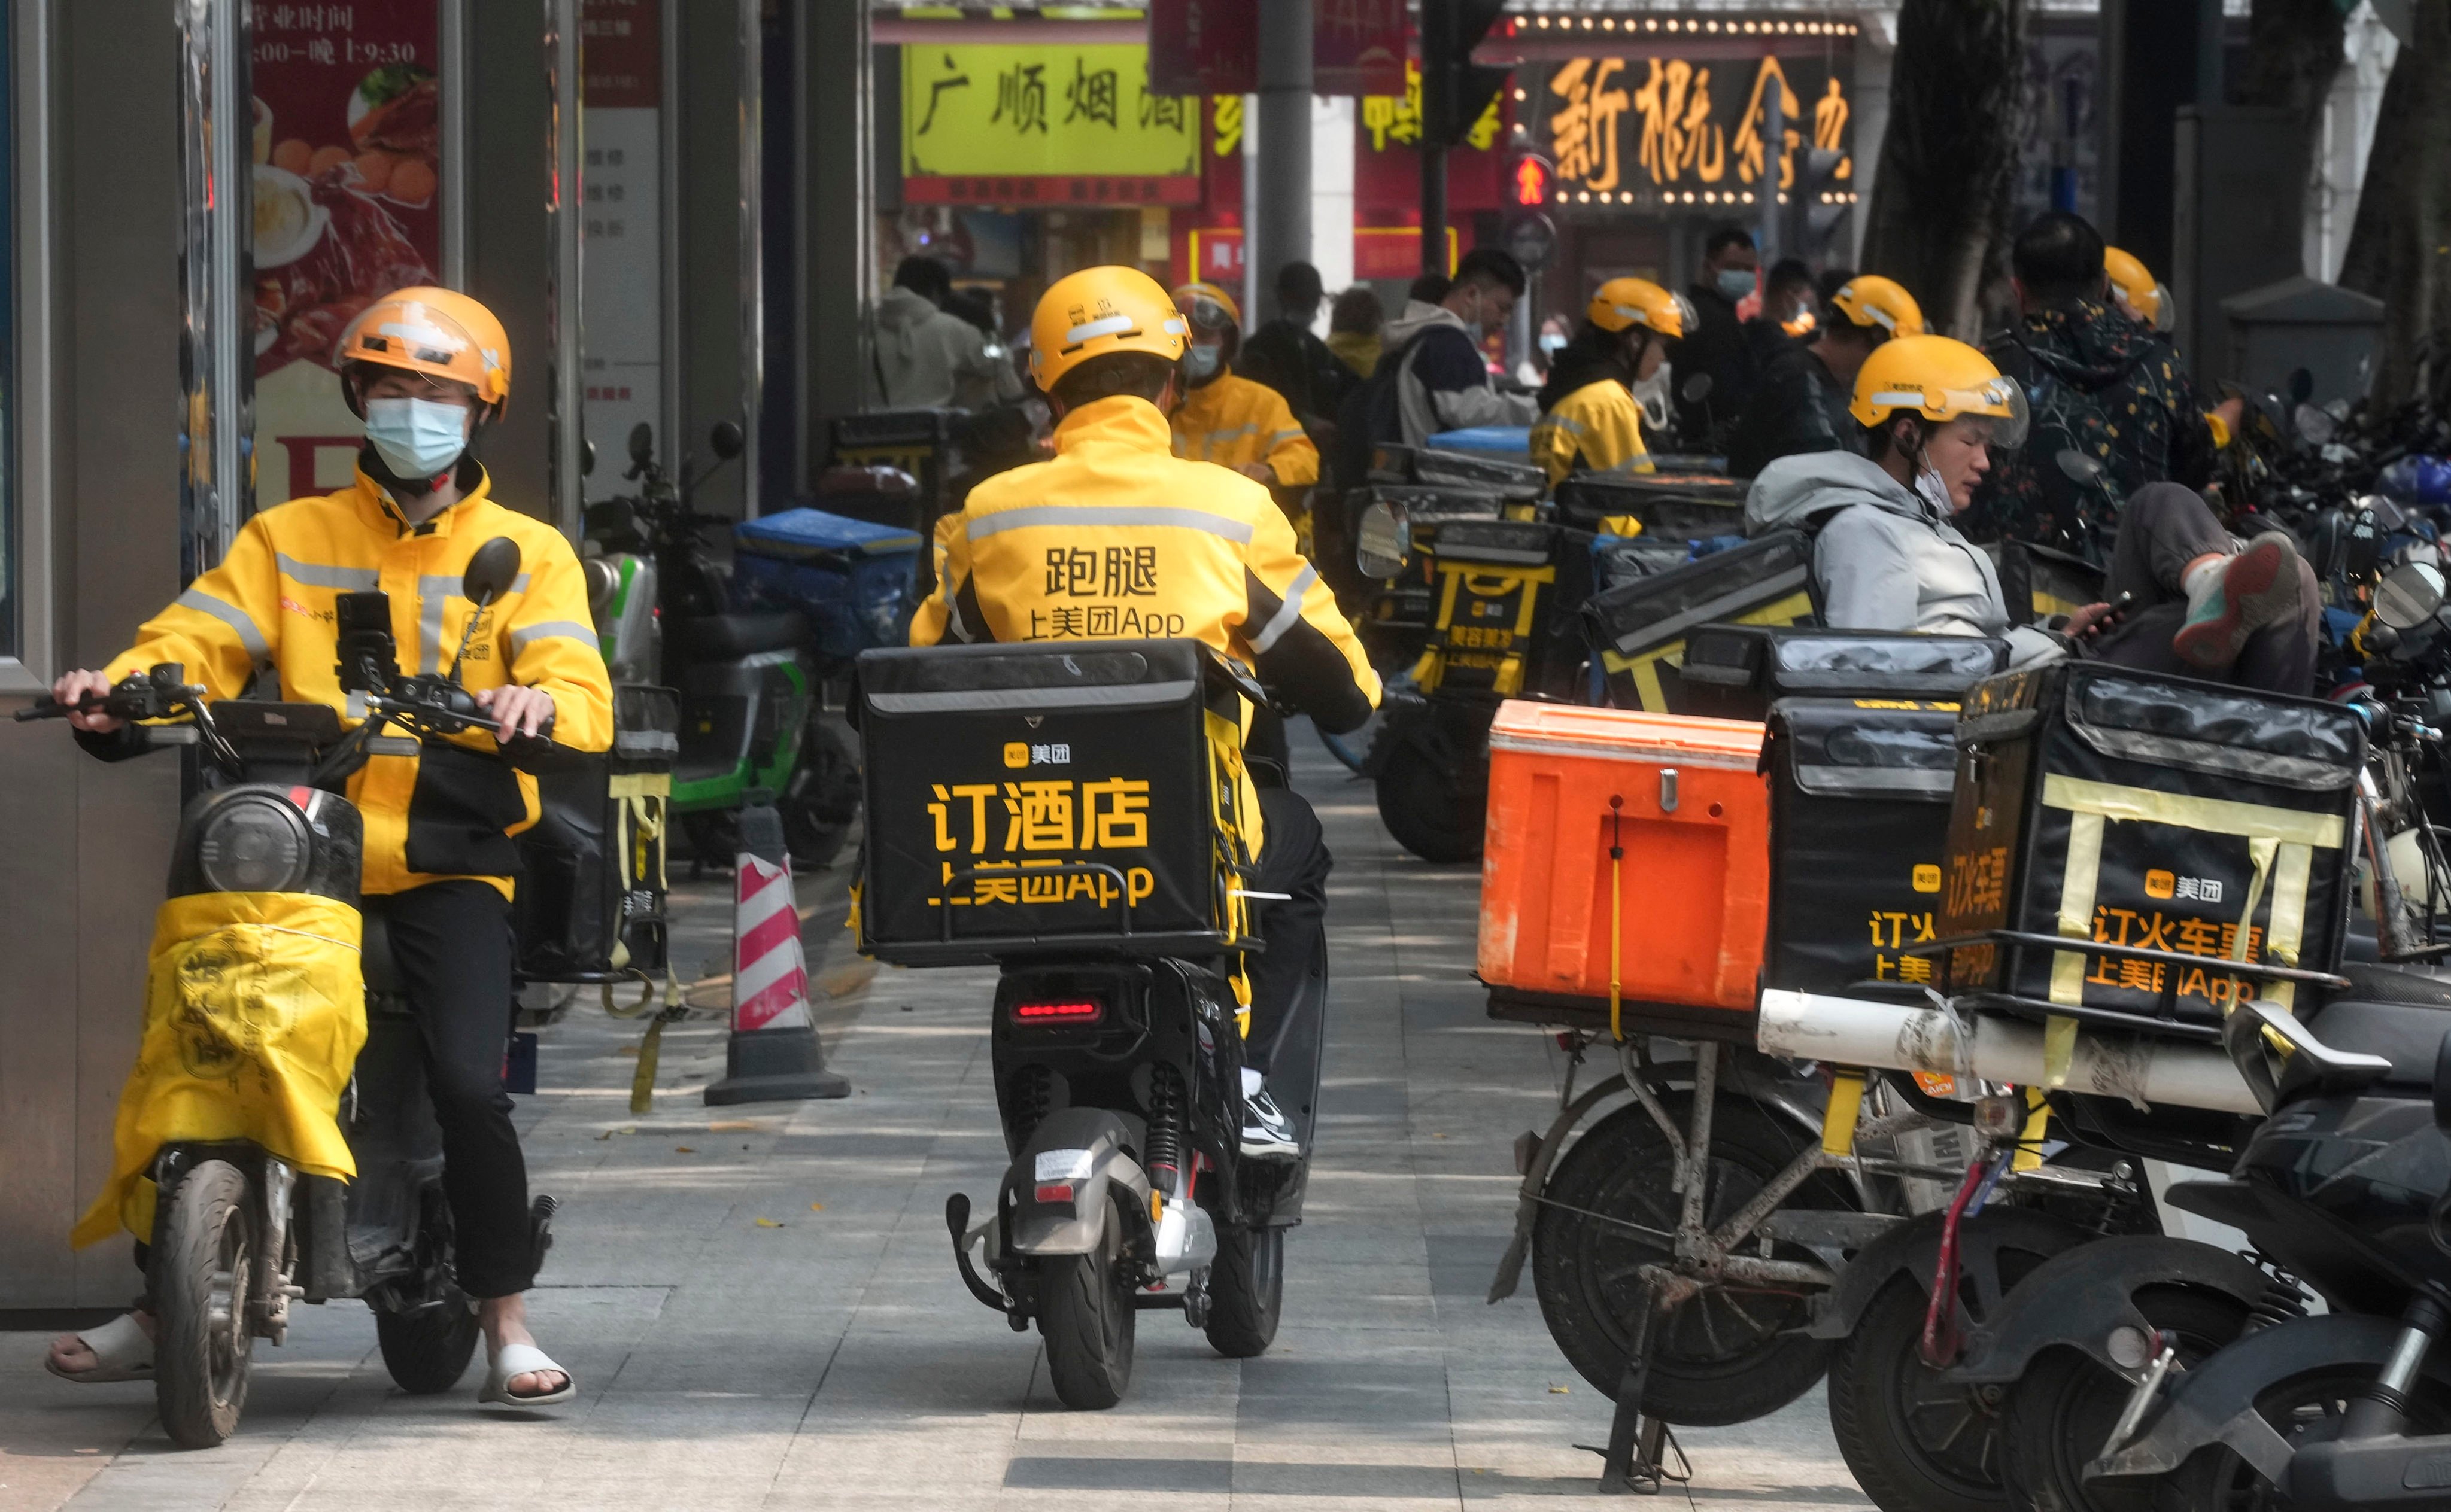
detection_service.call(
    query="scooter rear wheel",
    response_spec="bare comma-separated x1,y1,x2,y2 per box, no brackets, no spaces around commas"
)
376,1297,481,1395
1204,1224,1284,1358
1038,1209,1136,1410
153,1159,257,1449
1374,738,1485,864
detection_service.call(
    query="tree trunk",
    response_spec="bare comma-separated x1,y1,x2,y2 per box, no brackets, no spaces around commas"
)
2340,0,2451,406
1860,0,2027,340
2233,0,2347,244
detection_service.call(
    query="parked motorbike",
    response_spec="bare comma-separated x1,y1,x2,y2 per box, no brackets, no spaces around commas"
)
583,420,861,869
852,639,1324,1409
19,539,555,1448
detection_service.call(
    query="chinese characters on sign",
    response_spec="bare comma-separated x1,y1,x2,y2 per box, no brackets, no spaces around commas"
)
904,44,1201,205
926,778,1159,910
1361,58,1502,153
1539,53,1851,199
580,0,663,490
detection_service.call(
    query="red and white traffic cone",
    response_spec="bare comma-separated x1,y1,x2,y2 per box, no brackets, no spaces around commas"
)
704,795,851,1106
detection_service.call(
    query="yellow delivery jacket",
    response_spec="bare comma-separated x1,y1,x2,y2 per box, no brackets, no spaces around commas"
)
1530,378,1653,486
1170,372,1321,488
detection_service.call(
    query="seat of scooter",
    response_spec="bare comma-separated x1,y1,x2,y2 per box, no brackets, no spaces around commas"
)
2302,994,2451,1088
666,610,807,659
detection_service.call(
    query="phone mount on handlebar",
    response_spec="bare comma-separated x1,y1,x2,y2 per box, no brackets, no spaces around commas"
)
335,591,398,697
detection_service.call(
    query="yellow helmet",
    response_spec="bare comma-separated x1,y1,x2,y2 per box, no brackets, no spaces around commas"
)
1587,278,1693,339
1171,279,1243,337
1829,275,1925,339
2103,246,2173,331
336,287,513,417
1029,266,1190,392
1851,334,2029,448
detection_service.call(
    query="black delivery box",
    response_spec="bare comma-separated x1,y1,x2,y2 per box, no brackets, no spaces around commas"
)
855,640,1249,966
1937,662,2364,1032
1763,698,1961,995
1678,627,2008,723
1581,530,1820,712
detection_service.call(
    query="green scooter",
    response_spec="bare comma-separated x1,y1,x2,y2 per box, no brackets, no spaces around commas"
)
582,422,860,869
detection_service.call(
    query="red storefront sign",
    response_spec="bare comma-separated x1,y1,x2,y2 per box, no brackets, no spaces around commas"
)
1314,0,1408,95
1146,0,1259,95
1354,226,1459,279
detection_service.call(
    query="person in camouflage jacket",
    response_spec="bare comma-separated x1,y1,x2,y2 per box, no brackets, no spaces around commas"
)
1961,214,2230,556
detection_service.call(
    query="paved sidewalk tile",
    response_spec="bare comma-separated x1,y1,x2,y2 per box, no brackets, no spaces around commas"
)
1,731,1867,1511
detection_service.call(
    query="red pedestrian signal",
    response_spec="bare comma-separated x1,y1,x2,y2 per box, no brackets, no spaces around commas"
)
1512,155,1553,208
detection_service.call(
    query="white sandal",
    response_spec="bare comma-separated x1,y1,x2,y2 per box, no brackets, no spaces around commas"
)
44,1312,154,1384
479,1340,576,1407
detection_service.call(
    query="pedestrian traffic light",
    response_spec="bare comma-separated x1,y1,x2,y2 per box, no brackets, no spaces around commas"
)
1511,152,1554,209
1422,0,1512,148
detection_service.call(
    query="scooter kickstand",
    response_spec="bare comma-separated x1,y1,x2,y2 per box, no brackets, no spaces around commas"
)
1581,1276,1677,1495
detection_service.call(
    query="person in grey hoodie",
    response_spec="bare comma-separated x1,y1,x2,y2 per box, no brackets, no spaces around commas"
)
1377,248,1539,448
1745,334,2317,691
874,255,1022,410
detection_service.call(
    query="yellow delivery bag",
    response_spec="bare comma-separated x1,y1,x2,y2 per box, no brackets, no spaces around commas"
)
72,892,366,1248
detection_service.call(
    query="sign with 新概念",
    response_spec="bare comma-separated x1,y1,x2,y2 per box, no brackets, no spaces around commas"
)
1534,51,1852,202
903,44,1201,203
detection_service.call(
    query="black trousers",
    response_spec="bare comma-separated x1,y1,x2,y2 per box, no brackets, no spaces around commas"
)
373,880,535,1299
2093,482,2322,697
1244,786,1332,1078
135,880,533,1303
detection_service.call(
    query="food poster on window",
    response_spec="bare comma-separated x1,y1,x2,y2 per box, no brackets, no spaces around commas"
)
251,2,443,513
582,0,663,495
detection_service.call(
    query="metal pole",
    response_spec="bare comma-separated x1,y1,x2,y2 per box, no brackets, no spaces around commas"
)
1757,84,1784,269
660,0,683,460
737,0,764,516
1421,144,1448,278
1255,0,1314,304
439,0,470,288
176,0,251,581
545,0,585,540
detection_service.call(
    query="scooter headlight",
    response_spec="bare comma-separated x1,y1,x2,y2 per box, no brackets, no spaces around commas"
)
196,795,313,893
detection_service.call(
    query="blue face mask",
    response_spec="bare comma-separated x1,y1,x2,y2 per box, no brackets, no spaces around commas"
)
1715,267,1758,303
364,397,469,480
1183,343,1224,381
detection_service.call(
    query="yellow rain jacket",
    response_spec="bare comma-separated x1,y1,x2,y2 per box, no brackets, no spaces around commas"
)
1171,372,1320,488
72,893,368,1247
913,395,1380,851
1530,378,1653,486
102,465,615,900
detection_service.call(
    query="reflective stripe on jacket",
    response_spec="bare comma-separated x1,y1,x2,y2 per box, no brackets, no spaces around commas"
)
1170,372,1320,488
104,464,615,899
1530,378,1652,486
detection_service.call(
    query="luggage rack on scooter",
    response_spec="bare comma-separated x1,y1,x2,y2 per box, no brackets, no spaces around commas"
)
1902,929,2352,1043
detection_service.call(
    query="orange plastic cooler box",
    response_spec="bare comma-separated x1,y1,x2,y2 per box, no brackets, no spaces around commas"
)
1478,701,1771,1036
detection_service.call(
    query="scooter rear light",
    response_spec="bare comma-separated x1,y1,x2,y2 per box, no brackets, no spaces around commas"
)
1034,1182,1076,1205
1012,999,1103,1024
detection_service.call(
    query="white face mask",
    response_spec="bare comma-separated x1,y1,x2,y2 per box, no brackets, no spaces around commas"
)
365,397,470,480
1915,460,1955,515
1183,343,1224,381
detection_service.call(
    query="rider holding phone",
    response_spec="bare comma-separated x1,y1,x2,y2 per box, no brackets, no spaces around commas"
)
42,289,613,1407
915,265,1380,1158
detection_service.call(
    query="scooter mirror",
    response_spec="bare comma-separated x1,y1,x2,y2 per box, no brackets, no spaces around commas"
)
2055,449,2106,486
1679,372,1714,404
462,536,524,609
1354,498,1411,582
2295,403,2338,448
627,421,655,468
709,420,746,461
581,437,597,477
2374,560,2446,632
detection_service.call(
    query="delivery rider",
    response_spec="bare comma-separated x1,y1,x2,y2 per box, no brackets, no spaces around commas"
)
1529,278,1690,487
915,265,1381,1158
1167,281,1322,493
44,288,612,1407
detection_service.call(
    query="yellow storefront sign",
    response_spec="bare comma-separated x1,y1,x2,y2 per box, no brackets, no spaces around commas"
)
903,44,1201,180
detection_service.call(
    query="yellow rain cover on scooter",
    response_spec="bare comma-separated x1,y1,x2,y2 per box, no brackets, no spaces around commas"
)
71,892,366,1248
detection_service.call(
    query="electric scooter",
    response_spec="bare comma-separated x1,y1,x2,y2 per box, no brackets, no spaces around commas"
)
21,539,555,1448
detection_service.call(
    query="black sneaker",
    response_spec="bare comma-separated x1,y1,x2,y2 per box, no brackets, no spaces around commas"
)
1240,1080,1301,1161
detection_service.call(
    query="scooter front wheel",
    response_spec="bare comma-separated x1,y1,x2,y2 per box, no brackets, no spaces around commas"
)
153,1159,257,1449
1037,1216,1136,1410
376,1297,481,1395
